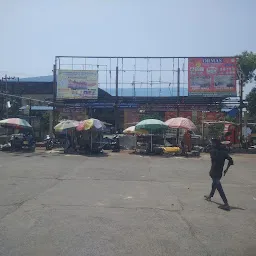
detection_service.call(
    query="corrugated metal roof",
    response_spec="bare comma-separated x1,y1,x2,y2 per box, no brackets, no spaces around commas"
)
20,106,53,111
19,76,53,82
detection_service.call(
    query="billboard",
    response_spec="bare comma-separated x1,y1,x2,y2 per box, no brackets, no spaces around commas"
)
57,70,98,99
188,57,237,97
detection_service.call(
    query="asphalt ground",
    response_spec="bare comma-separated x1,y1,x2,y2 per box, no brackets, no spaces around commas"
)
0,150,255,255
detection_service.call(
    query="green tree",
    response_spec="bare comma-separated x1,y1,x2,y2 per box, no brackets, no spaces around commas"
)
33,111,51,132
208,123,224,138
238,52,256,118
140,113,163,121
224,115,238,124
237,51,256,82
246,87,256,118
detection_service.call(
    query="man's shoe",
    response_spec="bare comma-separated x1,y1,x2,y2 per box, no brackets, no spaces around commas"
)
219,204,231,211
204,195,211,201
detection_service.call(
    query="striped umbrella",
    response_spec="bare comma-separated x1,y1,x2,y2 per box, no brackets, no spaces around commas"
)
0,118,32,128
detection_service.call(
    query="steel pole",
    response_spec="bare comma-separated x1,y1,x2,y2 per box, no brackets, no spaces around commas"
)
53,62,57,132
239,78,243,146
176,68,180,144
5,75,8,118
115,66,119,132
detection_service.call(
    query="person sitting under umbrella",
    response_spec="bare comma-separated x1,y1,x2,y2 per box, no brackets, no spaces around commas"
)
183,130,192,152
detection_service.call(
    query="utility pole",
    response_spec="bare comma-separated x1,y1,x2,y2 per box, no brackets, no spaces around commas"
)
239,73,244,146
115,66,119,132
53,62,57,132
176,67,180,144
1,75,16,118
177,67,180,117
29,98,32,123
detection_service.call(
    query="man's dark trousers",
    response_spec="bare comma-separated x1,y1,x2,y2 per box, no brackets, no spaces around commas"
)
209,178,228,204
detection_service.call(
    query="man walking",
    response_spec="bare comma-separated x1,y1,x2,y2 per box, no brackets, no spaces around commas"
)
204,138,234,211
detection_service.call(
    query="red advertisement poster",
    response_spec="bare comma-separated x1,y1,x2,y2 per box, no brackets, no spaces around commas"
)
188,57,237,97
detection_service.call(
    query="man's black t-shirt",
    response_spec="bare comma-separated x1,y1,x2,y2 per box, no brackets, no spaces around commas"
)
210,148,233,179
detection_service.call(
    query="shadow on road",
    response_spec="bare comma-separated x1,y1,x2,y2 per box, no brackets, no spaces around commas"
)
210,200,246,211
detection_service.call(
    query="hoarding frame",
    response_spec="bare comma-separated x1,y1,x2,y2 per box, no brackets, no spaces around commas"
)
188,57,237,97
56,69,98,100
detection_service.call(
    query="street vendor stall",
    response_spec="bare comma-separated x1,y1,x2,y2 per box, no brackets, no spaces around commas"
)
135,119,168,153
0,118,35,151
165,117,197,154
76,118,105,153
123,126,148,151
54,120,80,152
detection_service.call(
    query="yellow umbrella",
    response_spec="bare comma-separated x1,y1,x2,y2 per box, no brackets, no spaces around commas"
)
123,126,148,134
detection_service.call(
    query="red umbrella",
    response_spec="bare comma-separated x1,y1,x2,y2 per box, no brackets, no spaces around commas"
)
165,117,196,130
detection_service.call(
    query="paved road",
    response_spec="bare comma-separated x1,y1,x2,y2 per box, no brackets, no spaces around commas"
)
0,150,255,255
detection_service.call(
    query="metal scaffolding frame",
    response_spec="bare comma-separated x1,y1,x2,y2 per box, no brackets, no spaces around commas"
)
53,56,238,131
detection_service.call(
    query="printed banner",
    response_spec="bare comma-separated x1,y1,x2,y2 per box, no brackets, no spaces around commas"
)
57,70,98,99
188,57,237,97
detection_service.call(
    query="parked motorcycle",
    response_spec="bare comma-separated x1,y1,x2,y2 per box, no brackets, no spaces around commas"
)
111,135,120,152
44,135,61,150
44,135,54,150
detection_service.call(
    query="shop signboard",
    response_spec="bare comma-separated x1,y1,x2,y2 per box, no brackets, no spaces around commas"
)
57,70,98,99
188,57,237,97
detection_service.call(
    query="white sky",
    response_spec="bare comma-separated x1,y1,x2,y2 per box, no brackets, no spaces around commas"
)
0,0,255,95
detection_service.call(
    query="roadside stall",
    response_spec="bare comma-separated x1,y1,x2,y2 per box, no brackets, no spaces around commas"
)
165,117,198,155
136,134,168,154
76,118,105,154
135,119,168,154
54,120,80,152
123,126,148,152
0,118,35,152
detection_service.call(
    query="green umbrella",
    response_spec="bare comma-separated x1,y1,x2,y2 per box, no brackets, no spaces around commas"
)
135,119,168,131
135,119,168,152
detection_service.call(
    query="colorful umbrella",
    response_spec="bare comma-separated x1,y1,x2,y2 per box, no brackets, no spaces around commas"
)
123,126,148,134
0,118,32,129
76,118,105,132
54,120,79,132
165,117,196,131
